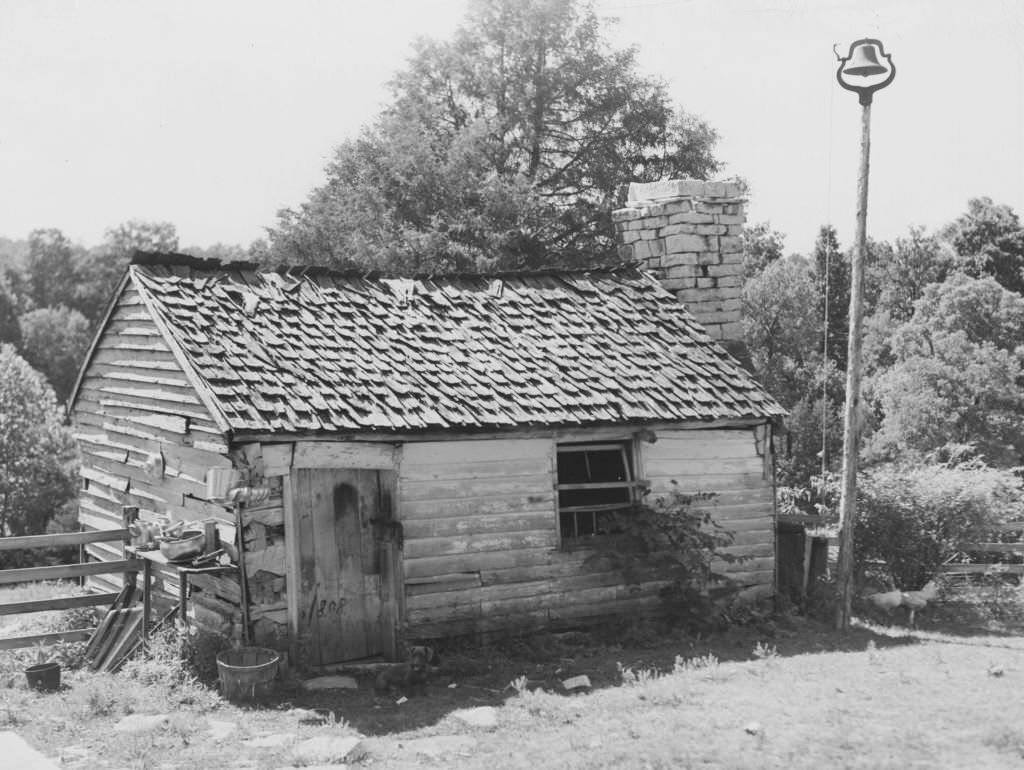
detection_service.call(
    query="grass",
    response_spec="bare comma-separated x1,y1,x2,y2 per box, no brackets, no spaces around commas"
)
1,581,1023,768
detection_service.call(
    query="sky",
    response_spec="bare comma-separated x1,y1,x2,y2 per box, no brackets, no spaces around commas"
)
0,0,1021,257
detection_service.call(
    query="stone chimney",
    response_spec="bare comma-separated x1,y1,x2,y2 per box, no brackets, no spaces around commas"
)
613,179,746,359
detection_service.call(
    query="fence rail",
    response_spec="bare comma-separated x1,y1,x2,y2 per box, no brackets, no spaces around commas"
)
0,528,136,650
939,521,1024,578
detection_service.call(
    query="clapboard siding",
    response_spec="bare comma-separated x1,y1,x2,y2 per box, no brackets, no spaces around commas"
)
644,428,775,594
71,286,234,607
400,436,690,639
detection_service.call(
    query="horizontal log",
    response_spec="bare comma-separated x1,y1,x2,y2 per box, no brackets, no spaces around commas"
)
407,582,666,626
402,511,555,540
402,438,552,467
0,559,142,585
189,573,242,604
645,473,770,492
401,474,555,503
644,458,764,478
714,556,775,574
0,592,121,616
0,529,129,551
407,570,671,612
402,493,555,520
715,569,775,587
78,507,122,531
80,465,130,494
86,348,182,371
245,543,287,576
716,542,774,559
400,456,551,483
402,529,559,560
256,442,294,477
292,441,397,469
0,628,96,650
403,546,570,580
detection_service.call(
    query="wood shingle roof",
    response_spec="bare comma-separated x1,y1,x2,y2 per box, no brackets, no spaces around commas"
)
124,256,784,435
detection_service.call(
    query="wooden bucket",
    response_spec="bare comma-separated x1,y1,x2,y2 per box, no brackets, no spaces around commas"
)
216,647,279,701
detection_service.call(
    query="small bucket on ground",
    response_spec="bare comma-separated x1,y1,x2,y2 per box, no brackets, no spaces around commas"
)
25,662,61,692
216,647,279,701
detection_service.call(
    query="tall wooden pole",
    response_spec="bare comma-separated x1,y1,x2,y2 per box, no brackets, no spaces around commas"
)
835,100,872,631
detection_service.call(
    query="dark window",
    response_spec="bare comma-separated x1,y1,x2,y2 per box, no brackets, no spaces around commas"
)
557,442,638,541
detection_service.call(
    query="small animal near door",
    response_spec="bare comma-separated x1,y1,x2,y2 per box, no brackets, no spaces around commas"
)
293,468,400,665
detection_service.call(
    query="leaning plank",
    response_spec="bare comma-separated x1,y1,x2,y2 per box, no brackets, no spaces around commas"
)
84,584,136,664
90,609,132,671
0,592,121,617
102,608,145,672
0,629,95,651
0,559,142,585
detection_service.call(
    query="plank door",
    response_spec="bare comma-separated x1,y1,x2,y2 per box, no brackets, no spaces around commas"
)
293,468,399,665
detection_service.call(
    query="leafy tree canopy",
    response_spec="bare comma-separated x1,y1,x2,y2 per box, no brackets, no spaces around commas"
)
267,0,721,273
18,306,93,405
0,345,77,541
867,274,1024,465
943,197,1024,294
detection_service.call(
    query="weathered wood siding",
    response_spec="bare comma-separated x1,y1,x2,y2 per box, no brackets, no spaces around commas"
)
71,285,234,604
642,427,775,599
400,437,670,639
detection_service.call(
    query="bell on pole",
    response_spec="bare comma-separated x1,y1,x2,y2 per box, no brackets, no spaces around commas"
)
844,43,887,77
836,38,895,105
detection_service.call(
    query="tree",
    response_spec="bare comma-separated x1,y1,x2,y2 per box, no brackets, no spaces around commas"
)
0,345,78,544
943,197,1024,294
742,255,819,400
18,306,93,404
0,274,20,346
268,0,720,273
21,229,83,310
867,274,1024,465
75,220,180,323
812,225,849,373
741,222,786,280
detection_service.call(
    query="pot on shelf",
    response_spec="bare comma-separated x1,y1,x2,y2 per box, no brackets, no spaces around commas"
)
159,530,205,562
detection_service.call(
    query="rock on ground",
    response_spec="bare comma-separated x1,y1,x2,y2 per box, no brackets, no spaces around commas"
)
303,675,359,690
112,714,170,733
290,735,365,764
450,706,499,728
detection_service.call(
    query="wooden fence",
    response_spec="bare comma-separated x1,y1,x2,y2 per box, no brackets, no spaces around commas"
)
938,521,1024,578
0,529,140,650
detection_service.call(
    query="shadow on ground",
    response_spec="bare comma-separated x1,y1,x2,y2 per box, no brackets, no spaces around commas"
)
233,613,938,736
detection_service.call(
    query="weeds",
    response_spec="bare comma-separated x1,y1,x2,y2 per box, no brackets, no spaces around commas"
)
751,641,778,661
617,662,660,686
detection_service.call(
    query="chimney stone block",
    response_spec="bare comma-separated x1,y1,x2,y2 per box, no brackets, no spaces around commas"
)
615,178,747,351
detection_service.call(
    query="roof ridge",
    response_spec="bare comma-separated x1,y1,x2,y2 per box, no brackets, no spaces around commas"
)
129,250,645,282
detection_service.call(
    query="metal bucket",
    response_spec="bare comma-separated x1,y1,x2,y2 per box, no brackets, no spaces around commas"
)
216,647,279,701
25,662,61,692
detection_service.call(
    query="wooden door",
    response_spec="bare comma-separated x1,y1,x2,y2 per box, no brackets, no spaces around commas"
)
293,468,399,665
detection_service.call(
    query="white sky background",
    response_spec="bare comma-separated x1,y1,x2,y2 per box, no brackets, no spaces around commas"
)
0,0,1021,257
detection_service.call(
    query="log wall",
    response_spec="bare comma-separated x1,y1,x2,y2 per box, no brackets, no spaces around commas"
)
397,432,769,641
71,286,237,631
642,427,775,599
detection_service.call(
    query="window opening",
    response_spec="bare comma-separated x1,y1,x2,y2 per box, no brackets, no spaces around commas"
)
557,441,640,541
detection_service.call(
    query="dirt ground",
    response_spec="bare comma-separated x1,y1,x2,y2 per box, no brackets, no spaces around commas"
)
259,612,921,735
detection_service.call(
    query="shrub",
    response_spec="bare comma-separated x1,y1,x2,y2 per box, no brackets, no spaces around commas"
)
854,460,1023,588
592,483,739,632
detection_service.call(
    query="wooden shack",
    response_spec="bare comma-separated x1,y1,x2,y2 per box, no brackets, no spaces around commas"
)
68,253,784,666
